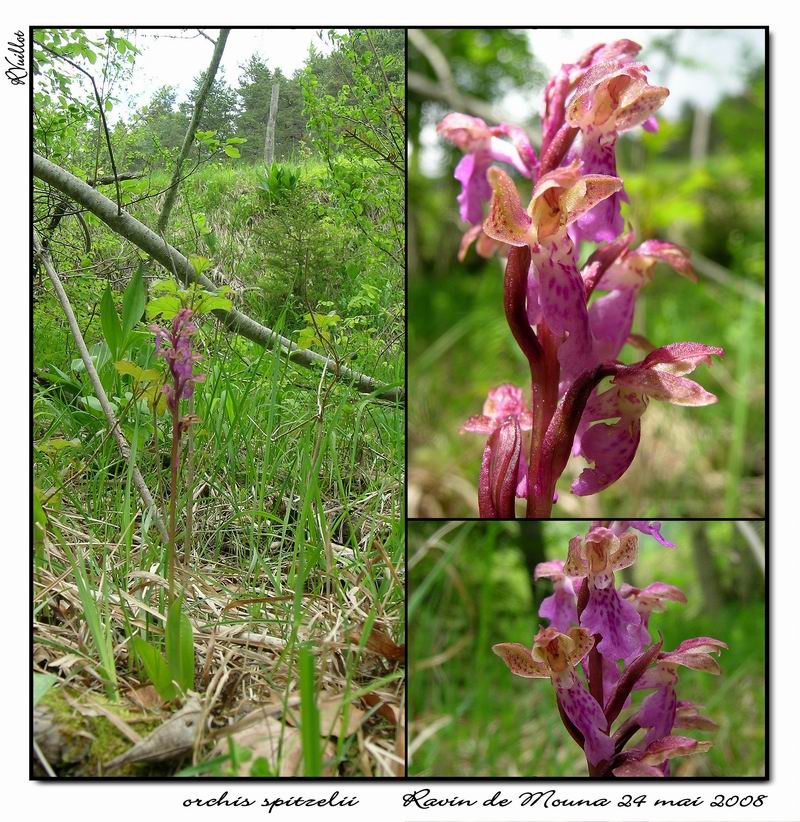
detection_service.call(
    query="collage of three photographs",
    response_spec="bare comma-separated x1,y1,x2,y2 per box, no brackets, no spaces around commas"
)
31,26,766,781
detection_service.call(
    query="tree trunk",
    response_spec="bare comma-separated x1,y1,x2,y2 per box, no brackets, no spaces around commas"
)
516,521,546,607
264,82,280,166
692,522,722,613
690,105,711,168
157,29,230,236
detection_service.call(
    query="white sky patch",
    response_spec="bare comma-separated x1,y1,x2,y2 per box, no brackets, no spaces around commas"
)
528,28,765,118
84,27,337,120
418,28,765,176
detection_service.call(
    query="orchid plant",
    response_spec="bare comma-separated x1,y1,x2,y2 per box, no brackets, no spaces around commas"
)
440,40,724,517
150,307,205,604
493,521,726,777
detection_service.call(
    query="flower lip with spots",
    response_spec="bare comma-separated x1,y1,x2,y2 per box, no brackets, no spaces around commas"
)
493,521,726,776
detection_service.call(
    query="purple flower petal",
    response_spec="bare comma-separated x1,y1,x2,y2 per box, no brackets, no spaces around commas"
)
588,287,636,364
539,579,579,633
558,681,614,766
637,685,677,747
532,238,593,377
454,152,492,225
581,584,643,661
572,414,641,496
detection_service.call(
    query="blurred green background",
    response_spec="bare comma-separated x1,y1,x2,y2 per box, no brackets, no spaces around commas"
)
408,29,765,518
408,519,765,777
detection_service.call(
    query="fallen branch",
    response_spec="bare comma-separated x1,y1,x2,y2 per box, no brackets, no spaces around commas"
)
33,232,170,544
33,152,404,405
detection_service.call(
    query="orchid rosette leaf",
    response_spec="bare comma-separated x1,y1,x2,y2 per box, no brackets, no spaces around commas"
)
495,521,725,777
443,39,724,517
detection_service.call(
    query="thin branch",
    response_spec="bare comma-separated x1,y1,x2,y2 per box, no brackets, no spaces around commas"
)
407,29,508,123
33,153,404,405
196,29,217,46
735,521,765,576
33,232,169,544
37,42,123,215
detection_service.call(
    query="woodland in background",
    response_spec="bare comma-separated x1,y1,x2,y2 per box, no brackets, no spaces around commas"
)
33,28,404,778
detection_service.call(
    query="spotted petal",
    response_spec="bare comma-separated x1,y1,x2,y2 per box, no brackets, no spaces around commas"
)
564,535,589,578
613,368,718,406
638,686,678,747
565,626,595,666
660,637,728,674
483,167,535,246
581,585,643,661
558,682,614,766
639,734,712,765
532,237,593,377
639,342,724,375
492,642,548,678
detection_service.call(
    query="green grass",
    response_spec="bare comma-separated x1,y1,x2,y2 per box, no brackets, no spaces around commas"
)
408,521,765,778
33,158,405,777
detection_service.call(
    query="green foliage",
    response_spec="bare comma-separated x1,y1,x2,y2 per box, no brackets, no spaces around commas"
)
130,635,176,702
99,266,146,360
179,68,238,141
195,129,245,160
297,311,340,351
34,673,59,707
257,161,300,204
235,57,308,162
129,600,195,702
61,537,118,698
298,645,323,776
166,599,195,695
33,31,404,776
302,29,405,267
145,280,232,322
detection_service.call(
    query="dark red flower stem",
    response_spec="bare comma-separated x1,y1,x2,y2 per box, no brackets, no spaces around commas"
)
613,716,642,753
573,582,610,777
503,245,541,366
527,324,560,517
576,583,604,710
502,246,562,518
167,402,180,605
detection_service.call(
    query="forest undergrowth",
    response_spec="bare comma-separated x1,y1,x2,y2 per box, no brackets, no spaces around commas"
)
33,27,405,777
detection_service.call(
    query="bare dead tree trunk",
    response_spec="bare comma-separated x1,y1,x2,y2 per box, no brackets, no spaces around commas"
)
690,105,711,168
157,28,230,236
33,153,404,405
263,82,280,166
